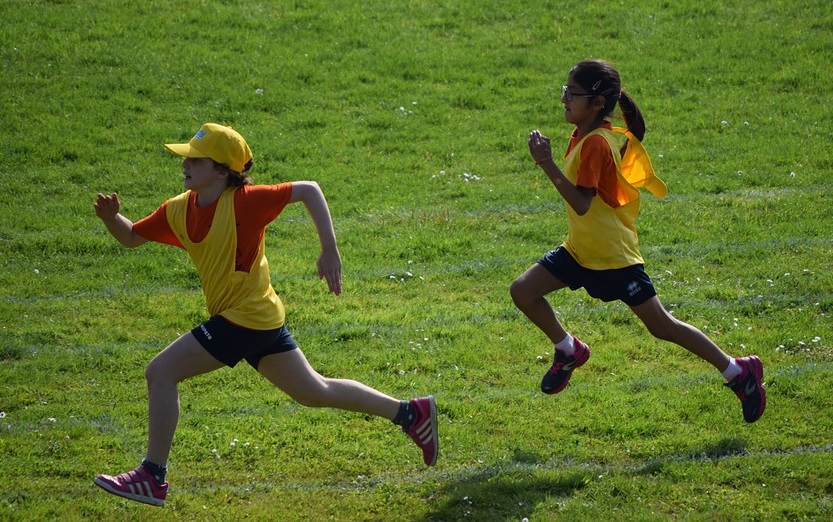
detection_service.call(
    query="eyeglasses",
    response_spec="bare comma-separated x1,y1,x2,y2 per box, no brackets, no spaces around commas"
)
561,85,597,102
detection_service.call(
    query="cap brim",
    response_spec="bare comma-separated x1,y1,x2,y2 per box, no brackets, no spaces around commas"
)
164,143,210,158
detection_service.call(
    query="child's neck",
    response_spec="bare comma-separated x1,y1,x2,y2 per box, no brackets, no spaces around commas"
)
575,119,605,137
194,183,228,208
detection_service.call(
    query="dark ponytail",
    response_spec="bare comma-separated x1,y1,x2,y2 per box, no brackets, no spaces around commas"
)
618,89,645,142
570,59,646,142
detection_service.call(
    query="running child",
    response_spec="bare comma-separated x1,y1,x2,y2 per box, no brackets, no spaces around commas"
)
93,123,438,507
510,59,765,423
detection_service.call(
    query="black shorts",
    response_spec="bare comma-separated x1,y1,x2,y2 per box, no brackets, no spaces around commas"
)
538,247,657,306
191,315,298,369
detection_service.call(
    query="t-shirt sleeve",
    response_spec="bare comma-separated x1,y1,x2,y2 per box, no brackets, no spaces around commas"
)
575,135,609,189
132,201,184,248
576,135,620,208
235,183,294,228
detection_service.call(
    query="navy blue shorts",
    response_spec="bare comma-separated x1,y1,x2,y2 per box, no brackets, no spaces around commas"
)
191,315,298,369
538,247,657,306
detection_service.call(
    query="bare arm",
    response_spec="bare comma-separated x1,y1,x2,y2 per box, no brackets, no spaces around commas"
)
289,181,342,295
528,130,595,215
94,193,148,248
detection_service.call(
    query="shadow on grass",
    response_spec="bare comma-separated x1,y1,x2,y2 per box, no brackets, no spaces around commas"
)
416,438,749,521
632,436,749,476
416,450,590,522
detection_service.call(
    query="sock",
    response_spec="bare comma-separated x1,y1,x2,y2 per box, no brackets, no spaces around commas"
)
392,400,415,429
141,459,168,485
721,358,742,382
554,334,576,357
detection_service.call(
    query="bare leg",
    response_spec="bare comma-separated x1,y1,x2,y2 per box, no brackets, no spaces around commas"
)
630,296,732,372
510,263,570,344
144,333,225,465
256,349,400,420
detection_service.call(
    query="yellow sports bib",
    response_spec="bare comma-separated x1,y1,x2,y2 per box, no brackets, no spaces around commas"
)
561,128,666,270
166,188,285,330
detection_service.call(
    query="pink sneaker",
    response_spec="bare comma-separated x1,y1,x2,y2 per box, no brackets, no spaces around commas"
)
403,396,438,466
541,336,591,394
725,355,766,423
94,465,168,506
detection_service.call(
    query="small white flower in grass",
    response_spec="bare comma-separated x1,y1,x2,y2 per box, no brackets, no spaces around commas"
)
812,337,821,343
48,417,56,423
0,412,5,418
34,269,40,275
255,88,264,95
790,172,796,178
721,120,728,125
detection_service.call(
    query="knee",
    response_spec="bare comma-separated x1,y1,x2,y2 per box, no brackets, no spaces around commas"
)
509,278,530,307
294,394,325,408
144,359,175,387
144,362,161,387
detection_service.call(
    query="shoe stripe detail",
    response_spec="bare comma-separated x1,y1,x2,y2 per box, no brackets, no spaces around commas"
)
414,418,434,443
94,470,165,506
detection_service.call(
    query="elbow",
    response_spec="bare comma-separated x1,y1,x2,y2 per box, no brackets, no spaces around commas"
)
572,204,591,216
291,180,323,204
123,232,147,248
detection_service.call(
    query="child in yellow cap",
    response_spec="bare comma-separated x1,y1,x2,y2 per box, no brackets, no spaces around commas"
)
93,123,438,507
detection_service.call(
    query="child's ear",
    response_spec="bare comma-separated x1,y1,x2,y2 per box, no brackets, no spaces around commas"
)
593,96,606,111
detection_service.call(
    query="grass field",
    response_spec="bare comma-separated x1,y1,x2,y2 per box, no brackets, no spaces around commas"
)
1,0,832,520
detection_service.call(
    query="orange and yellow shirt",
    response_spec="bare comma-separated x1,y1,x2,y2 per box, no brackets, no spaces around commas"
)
133,183,293,329
561,123,666,270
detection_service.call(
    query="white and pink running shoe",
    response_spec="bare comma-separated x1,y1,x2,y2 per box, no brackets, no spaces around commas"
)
94,465,168,506
403,395,438,466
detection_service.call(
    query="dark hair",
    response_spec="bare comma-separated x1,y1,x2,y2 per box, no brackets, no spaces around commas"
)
214,159,254,187
569,59,645,141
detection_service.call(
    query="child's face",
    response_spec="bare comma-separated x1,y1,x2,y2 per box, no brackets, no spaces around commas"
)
561,76,601,128
182,157,224,191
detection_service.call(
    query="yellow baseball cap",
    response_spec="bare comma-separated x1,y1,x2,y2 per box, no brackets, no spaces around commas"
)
164,123,253,173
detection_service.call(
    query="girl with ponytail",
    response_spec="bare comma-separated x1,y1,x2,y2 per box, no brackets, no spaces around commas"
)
511,59,766,424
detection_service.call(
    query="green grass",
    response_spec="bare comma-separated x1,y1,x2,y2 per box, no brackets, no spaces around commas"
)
2,0,833,520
